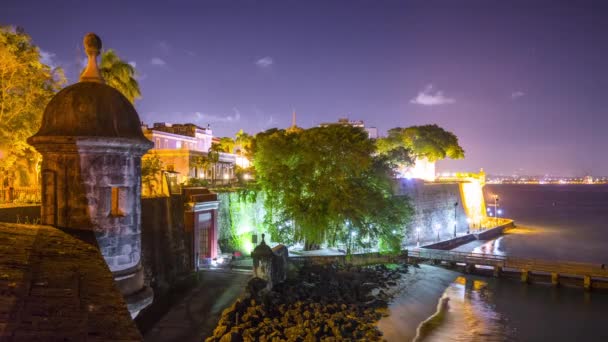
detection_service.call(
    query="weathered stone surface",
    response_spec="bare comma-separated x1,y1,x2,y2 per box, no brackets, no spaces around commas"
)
30,82,149,141
0,222,141,340
252,237,288,292
26,37,155,317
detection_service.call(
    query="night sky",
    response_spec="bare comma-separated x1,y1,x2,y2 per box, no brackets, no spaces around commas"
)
2,0,607,176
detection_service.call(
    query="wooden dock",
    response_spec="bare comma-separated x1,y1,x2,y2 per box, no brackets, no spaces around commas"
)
408,248,608,290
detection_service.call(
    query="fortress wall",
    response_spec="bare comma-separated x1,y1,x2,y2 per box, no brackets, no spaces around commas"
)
395,179,471,245
140,195,191,295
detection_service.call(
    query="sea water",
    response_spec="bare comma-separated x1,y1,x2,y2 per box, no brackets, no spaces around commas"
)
419,184,608,342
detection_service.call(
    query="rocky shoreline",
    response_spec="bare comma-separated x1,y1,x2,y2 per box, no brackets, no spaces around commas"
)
205,262,410,341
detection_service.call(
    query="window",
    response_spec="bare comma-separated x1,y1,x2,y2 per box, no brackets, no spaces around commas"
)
176,141,182,149
111,187,125,216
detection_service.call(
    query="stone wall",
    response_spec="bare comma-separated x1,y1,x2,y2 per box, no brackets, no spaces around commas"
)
395,179,470,244
289,252,407,267
140,195,192,295
0,205,40,223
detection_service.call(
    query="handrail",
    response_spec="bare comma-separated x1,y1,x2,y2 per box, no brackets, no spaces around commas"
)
408,248,608,278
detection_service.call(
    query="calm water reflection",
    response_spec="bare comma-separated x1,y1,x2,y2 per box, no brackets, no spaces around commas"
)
421,185,608,342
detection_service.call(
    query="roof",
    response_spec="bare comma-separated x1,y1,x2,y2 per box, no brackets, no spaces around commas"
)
0,223,142,341
29,82,150,143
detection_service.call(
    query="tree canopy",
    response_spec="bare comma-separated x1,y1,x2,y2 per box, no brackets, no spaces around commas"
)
251,125,412,252
84,49,140,103
0,26,65,187
217,137,235,153
377,124,465,163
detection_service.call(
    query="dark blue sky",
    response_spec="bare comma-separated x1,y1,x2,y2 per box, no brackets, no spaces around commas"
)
2,0,607,176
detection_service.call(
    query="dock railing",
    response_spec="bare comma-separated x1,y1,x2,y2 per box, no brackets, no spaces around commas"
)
408,248,608,278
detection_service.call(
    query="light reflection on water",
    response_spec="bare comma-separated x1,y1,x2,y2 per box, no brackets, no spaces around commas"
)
421,277,514,342
416,185,608,342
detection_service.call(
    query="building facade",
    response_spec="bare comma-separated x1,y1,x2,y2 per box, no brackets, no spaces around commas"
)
142,123,246,185
319,117,379,139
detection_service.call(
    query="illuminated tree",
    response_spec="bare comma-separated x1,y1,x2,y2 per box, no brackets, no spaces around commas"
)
251,125,412,252
217,137,235,153
99,49,141,103
141,152,163,196
382,125,464,162
0,26,65,189
235,129,253,156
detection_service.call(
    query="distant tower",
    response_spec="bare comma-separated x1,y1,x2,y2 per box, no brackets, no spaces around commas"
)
292,109,297,128
28,33,154,317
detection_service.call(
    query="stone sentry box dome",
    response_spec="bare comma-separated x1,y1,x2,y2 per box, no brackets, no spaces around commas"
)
27,33,153,317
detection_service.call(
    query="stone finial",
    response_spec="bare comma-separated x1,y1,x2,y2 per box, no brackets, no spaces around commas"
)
80,33,105,83
261,233,266,244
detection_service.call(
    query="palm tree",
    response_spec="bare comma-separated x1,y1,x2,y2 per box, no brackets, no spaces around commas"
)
98,49,141,103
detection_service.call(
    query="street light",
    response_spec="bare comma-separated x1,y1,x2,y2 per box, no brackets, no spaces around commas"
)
434,224,441,242
416,227,421,247
453,201,458,238
494,195,499,226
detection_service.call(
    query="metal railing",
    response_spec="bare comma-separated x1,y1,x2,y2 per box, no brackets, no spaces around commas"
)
408,248,608,278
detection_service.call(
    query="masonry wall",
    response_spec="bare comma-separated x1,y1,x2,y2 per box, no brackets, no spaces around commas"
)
0,205,41,223
395,179,470,244
140,195,192,295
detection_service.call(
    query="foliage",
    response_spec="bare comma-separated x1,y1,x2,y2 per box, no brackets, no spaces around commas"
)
217,137,235,153
378,124,465,163
141,152,163,195
235,129,253,156
217,191,264,254
98,49,140,103
251,125,412,253
0,26,66,188
185,177,209,187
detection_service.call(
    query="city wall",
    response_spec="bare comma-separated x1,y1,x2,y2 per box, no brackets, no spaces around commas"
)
0,205,41,223
140,195,192,295
395,179,470,244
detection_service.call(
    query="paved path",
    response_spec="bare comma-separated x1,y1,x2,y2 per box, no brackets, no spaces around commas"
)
144,270,250,342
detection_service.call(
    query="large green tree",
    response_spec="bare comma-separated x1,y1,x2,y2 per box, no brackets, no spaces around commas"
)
377,124,464,169
0,26,65,189
251,125,412,252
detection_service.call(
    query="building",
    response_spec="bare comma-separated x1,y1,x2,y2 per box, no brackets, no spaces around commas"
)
142,122,246,185
26,33,152,318
319,117,379,139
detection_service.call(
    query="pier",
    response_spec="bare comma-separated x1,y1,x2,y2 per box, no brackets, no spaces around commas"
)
408,248,608,290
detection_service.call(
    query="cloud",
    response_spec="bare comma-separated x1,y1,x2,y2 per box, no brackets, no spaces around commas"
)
158,41,171,54
410,84,455,106
194,108,241,123
40,49,57,68
511,91,525,99
128,61,137,68
255,56,274,68
150,57,166,66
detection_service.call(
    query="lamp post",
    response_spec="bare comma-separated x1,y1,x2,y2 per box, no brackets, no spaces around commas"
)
435,224,440,242
416,227,421,247
494,195,499,226
453,201,458,237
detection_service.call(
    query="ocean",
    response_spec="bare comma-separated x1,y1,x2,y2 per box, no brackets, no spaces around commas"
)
421,184,608,341
423,185,608,341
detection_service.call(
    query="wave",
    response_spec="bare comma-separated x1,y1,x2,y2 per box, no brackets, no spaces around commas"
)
412,294,450,342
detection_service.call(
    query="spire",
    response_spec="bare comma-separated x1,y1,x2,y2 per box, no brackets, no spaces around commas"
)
80,33,105,83
291,109,296,128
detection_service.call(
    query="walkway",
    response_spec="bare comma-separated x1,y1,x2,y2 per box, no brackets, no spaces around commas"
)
409,248,608,289
144,270,250,342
